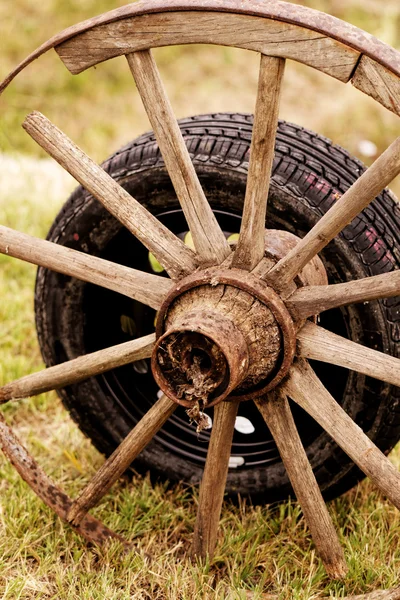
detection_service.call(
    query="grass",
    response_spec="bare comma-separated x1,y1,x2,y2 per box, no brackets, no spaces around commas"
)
1,0,400,598
1,0,400,190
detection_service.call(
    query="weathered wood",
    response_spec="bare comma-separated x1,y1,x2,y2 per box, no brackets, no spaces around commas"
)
287,269,400,319
256,391,347,579
56,12,360,83
352,55,400,117
23,112,197,280
68,393,176,525
192,400,239,558
232,56,285,270
156,266,297,402
5,0,400,96
0,225,171,310
267,136,400,289
296,322,400,388
0,334,155,403
127,50,230,266
159,279,281,406
283,360,400,510
254,229,328,293
154,309,250,409
0,413,124,546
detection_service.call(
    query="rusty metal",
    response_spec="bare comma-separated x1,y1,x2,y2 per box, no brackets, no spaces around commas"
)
152,310,249,408
1,0,400,96
0,413,126,546
156,267,297,401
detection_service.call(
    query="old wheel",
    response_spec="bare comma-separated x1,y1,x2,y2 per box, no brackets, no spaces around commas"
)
1,0,400,584
34,114,400,505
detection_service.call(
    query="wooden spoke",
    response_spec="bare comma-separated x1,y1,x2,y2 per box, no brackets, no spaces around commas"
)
67,393,176,526
127,50,230,266
283,360,400,509
267,136,400,289
0,334,155,403
0,225,171,310
256,391,347,579
22,112,197,280
232,55,285,270
287,269,400,319
191,400,239,558
297,321,400,388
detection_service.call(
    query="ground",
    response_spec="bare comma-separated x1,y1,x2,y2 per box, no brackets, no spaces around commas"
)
0,0,400,598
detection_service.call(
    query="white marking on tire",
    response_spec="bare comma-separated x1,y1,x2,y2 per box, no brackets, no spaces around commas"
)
228,456,245,468
234,416,255,434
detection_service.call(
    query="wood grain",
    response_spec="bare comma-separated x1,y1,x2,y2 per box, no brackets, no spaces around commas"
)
296,321,400,388
6,0,400,97
352,55,400,117
254,229,328,295
283,360,400,510
127,50,230,266
232,56,285,270
191,400,239,558
0,334,155,403
68,393,176,525
287,269,400,319
56,12,360,83
22,112,197,280
0,225,171,310
256,391,347,579
267,136,400,290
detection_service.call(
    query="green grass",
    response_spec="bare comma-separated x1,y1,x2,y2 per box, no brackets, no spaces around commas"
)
1,0,400,191
1,0,400,598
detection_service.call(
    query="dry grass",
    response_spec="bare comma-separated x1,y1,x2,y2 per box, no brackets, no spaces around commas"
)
1,0,400,598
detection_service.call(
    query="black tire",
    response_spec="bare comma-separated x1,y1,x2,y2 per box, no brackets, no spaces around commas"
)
35,113,400,503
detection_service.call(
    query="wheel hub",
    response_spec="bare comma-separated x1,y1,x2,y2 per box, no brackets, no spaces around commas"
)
151,229,325,409
152,270,295,407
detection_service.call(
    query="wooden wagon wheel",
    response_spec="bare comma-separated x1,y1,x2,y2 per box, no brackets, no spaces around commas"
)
1,0,400,587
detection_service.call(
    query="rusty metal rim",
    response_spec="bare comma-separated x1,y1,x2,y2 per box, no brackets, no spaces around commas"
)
0,413,127,546
156,267,297,402
1,0,400,96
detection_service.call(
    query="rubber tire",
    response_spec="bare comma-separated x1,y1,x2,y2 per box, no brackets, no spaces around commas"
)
35,113,400,503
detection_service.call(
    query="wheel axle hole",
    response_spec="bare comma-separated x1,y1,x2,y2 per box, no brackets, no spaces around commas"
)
188,348,213,375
